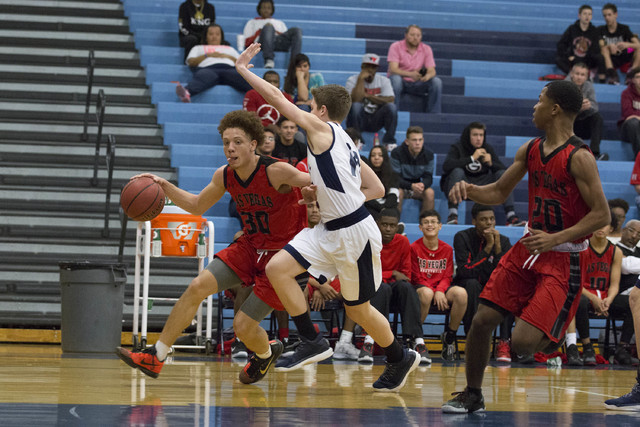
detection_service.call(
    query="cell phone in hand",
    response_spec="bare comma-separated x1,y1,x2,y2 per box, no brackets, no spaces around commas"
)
419,67,427,76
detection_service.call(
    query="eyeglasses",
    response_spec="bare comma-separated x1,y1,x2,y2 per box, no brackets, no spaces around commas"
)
265,136,275,141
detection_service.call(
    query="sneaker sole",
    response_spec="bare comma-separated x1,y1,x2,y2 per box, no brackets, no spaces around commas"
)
333,353,357,361
604,403,640,411
274,348,334,372
442,404,486,414
231,352,249,359
373,350,421,393
115,347,160,379
496,357,512,363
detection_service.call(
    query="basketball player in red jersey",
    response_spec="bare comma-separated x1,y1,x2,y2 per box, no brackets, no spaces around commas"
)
116,110,311,384
442,80,610,413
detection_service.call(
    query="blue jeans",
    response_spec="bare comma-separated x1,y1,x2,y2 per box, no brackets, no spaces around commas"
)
260,25,302,63
390,74,442,113
347,102,398,144
187,64,252,96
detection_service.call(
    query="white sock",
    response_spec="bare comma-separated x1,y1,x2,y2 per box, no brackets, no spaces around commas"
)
155,341,170,362
257,347,272,360
339,330,353,344
364,335,374,345
449,208,458,215
506,210,516,219
566,332,577,347
414,337,425,346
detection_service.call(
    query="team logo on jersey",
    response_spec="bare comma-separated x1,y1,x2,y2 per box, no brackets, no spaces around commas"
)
349,149,360,177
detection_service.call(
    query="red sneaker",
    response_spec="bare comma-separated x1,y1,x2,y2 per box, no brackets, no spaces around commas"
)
175,83,191,103
495,340,511,362
116,346,164,378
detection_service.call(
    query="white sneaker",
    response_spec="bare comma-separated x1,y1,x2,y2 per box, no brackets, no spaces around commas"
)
333,341,360,360
264,59,275,69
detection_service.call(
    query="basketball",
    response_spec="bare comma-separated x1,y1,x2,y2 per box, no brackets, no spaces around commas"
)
120,176,165,221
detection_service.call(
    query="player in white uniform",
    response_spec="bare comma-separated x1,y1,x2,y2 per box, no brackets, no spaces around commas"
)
236,43,419,392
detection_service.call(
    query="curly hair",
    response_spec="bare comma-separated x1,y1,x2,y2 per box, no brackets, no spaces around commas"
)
218,110,264,144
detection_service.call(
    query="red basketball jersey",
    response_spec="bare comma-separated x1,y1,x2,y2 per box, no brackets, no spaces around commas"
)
526,136,591,243
580,241,616,299
224,156,305,249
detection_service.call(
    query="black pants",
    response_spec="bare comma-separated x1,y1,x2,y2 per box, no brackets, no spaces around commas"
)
574,293,634,342
574,112,603,156
370,280,423,339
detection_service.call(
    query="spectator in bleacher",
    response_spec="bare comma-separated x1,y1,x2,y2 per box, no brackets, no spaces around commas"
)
619,67,640,157
272,117,306,166
345,53,398,147
178,0,216,62
283,53,324,111
356,208,429,364
613,219,640,364
556,4,606,82
387,25,442,114
452,204,511,333
364,145,400,216
241,0,302,70
598,3,640,85
175,24,251,103
608,198,629,241
243,71,294,126
411,209,467,361
566,211,621,366
440,122,522,226
390,126,435,219
566,62,607,160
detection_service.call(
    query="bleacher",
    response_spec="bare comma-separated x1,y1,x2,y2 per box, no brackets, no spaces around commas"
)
120,0,640,340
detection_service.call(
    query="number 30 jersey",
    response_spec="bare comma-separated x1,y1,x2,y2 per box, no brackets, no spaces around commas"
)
224,156,305,250
526,136,591,243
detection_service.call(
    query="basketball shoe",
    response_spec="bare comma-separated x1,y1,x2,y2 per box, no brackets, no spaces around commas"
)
495,340,511,363
372,349,420,392
358,342,374,363
115,346,164,378
442,387,486,413
333,341,360,360
414,343,432,364
175,83,191,103
604,382,640,411
239,340,283,384
275,333,333,372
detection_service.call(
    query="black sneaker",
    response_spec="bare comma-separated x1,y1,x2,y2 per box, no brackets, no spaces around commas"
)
274,333,333,372
516,353,535,364
614,344,635,365
442,387,486,413
604,382,640,411
282,337,299,357
506,215,526,226
372,348,420,392
358,342,374,363
441,331,458,361
239,340,283,384
231,338,248,358
446,214,458,225
582,343,597,366
566,344,583,366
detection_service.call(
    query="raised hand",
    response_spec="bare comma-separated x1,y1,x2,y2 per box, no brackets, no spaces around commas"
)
235,43,261,71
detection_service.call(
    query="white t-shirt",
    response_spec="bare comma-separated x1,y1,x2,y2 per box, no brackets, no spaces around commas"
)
344,73,394,114
242,17,288,44
186,45,239,67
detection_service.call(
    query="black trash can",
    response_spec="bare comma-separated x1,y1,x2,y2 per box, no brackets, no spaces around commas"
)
59,261,127,353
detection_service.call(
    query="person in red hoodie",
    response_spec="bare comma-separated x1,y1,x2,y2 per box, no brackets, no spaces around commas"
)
411,209,467,361
619,67,640,157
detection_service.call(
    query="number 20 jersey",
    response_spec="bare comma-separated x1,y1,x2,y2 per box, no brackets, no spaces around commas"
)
224,155,305,250
526,136,590,243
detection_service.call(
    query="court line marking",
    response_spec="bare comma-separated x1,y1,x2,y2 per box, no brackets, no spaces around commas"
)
550,386,618,398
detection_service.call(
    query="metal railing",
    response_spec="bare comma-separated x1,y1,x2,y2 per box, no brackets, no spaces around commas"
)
91,89,107,187
82,50,96,142
102,134,116,238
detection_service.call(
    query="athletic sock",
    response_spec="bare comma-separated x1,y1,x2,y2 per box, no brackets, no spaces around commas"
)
339,330,353,344
382,339,404,364
291,313,318,341
155,341,170,362
448,207,458,216
256,347,272,360
566,332,577,347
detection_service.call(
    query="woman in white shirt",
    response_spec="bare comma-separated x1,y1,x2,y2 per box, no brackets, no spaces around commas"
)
176,24,252,102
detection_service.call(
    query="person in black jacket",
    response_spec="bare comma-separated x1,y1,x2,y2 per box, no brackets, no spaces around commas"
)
440,122,521,225
556,5,606,82
178,0,216,61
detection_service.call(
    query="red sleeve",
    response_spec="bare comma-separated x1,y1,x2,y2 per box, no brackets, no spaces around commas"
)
410,241,426,287
435,243,454,293
621,88,637,120
381,235,411,283
631,151,640,185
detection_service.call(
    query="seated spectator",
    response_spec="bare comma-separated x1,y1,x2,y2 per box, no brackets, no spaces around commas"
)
241,0,302,69
175,24,251,103
364,146,400,215
452,204,511,335
566,62,607,160
283,53,325,111
243,71,294,126
178,0,216,61
411,210,467,361
272,117,306,166
598,3,640,84
345,127,365,152
355,209,428,364
387,25,442,113
608,198,629,241
390,126,435,218
556,4,605,82
566,211,621,366
618,67,640,157
441,122,522,226
345,53,398,147
613,219,640,364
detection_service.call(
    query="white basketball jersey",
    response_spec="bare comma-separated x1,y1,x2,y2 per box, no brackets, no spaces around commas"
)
306,122,365,222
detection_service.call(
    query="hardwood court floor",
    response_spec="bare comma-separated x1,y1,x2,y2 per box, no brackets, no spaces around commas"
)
1,344,639,426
